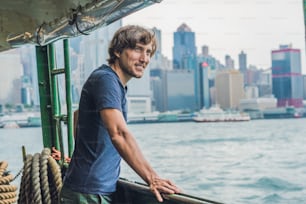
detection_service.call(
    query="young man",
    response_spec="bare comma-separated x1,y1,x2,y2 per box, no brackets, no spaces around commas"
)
59,25,181,203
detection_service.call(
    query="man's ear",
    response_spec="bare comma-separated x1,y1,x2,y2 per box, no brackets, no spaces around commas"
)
114,51,120,58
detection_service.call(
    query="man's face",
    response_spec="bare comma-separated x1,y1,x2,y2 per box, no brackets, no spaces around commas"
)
117,42,153,78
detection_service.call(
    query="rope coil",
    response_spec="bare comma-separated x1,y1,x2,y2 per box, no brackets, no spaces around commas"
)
18,148,63,204
0,161,18,204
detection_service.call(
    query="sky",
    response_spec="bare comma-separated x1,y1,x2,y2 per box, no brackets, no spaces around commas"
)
123,0,306,73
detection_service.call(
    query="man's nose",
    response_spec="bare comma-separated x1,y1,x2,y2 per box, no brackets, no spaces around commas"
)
140,52,150,63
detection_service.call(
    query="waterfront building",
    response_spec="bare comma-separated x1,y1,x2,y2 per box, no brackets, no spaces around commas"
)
172,23,197,70
239,97,277,111
21,76,32,106
150,69,168,112
245,85,259,99
166,69,196,111
215,69,245,110
271,44,303,108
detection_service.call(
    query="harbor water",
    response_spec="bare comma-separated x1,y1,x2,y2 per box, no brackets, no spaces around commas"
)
1,118,306,204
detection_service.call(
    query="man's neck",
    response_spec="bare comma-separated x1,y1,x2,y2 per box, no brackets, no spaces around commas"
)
110,64,131,86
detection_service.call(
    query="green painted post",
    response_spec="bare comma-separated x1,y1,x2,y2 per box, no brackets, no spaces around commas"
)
47,44,61,151
63,39,74,157
35,45,54,148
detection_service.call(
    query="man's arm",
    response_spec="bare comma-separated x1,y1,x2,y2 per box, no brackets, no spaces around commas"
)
100,108,181,202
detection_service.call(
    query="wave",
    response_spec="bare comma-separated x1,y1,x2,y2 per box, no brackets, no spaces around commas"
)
238,177,303,191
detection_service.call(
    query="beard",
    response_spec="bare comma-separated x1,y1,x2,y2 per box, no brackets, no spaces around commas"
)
119,61,144,79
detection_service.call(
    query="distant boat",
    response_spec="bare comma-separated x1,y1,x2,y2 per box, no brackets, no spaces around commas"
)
0,121,19,128
263,106,303,119
193,105,251,122
127,111,194,124
17,116,42,128
0,112,41,128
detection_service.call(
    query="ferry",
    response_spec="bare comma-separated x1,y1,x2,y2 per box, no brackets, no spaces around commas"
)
127,111,194,124
0,112,41,128
193,105,251,122
0,0,224,203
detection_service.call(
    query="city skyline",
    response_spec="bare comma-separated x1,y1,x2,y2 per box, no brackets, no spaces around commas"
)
123,0,306,73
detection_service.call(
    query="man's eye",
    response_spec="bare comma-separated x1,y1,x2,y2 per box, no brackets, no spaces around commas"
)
134,47,141,51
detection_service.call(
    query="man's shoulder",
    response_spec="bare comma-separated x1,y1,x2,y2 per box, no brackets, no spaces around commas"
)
93,65,117,77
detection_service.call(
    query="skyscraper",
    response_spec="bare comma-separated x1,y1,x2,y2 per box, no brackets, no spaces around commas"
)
225,55,234,69
238,51,247,72
172,23,197,70
166,70,196,111
271,44,303,108
215,70,245,110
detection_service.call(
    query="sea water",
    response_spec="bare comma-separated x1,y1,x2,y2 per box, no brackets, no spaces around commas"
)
1,118,306,204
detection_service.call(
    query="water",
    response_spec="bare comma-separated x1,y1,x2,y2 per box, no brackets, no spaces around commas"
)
1,118,306,204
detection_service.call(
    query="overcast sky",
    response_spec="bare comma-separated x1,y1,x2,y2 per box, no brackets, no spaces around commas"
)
123,0,305,73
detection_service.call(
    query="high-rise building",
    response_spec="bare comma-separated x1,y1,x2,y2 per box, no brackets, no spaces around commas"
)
0,50,23,104
225,55,234,69
245,65,261,86
172,23,197,70
271,44,303,108
201,45,209,57
166,70,196,111
150,69,168,112
239,51,247,72
239,51,247,84
257,69,272,97
20,45,38,105
195,61,210,110
215,69,245,110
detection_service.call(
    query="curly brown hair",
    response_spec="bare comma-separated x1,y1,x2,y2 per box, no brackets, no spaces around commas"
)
107,25,157,65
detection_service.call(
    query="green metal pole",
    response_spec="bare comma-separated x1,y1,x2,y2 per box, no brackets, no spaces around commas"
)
47,44,61,151
63,39,74,157
36,45,54,148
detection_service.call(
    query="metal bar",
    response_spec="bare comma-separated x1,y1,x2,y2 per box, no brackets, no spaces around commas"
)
47,44,61,150
51,68,66,75
35,45,54,148
63,39,74,157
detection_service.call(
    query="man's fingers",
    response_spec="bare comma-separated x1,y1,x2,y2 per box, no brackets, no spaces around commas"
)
152,188,163,202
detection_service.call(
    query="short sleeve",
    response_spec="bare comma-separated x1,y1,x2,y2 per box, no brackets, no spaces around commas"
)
91,72,123,112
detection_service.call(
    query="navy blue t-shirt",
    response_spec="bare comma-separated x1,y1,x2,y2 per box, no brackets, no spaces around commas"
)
64,65,127,194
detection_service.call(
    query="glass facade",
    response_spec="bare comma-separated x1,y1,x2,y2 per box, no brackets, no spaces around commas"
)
172,23,197,70
271,48,303,107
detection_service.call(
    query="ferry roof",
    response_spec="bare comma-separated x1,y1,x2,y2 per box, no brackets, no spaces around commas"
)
0,0,161,52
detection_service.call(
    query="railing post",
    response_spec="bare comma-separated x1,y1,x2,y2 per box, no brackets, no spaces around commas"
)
63,39,74,157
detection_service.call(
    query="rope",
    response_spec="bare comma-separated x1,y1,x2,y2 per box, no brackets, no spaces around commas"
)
0,161,18,204
18,154,32,204
31,153,42,204
17,148,63,204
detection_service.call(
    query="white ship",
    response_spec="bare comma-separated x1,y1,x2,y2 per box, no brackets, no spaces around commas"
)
193,105,251,122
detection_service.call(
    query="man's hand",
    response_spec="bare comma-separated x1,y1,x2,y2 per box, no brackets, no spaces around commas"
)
149,177,181,202
51,147,71,163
